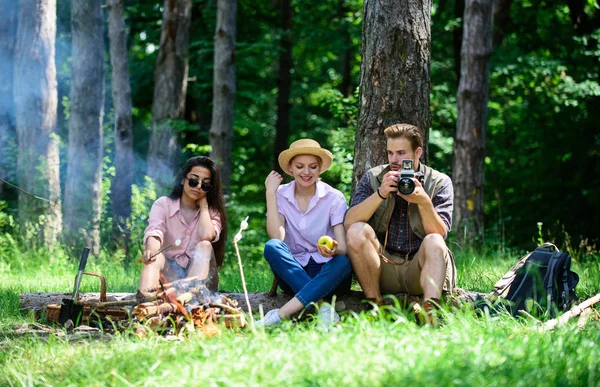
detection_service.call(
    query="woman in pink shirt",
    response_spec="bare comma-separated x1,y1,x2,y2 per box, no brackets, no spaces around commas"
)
139,156,227,293
255,139,352,330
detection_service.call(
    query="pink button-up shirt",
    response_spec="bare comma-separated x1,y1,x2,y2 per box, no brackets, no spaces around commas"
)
143,196,222,268
276,180,348,266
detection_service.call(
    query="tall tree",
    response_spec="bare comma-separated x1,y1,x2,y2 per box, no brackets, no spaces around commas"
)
0,0,18,196
452,0,493,245
209,0,237,189
13,0,62,243
353,0,432,189
147,0,192,191
566,0,600,35
106,0,134,246
454,0,465,84
63,0,105,254
492,0,512,45
273,0,293,173
338,0,353,97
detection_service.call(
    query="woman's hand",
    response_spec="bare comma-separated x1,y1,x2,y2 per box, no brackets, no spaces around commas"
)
143,249,158,263
196,195,209,210
317,239,339,258
265,171,283,195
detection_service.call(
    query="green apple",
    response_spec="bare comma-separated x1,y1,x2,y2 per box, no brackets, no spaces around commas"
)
317,235,334,250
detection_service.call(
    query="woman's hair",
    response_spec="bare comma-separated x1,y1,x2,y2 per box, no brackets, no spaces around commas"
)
289,154,322,171
170,156,228,267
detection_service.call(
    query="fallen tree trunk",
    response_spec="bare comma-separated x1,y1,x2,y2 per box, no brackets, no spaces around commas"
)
19,288,486,314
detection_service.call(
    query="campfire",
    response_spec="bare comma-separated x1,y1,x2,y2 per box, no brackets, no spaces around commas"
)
46,275,247,338
44,217,254,338
131,276,246,338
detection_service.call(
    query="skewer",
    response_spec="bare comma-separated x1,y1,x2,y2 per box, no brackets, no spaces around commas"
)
148,239,181,260
233,216,254,326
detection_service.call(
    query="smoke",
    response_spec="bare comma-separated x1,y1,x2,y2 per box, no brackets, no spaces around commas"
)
0,0,18,191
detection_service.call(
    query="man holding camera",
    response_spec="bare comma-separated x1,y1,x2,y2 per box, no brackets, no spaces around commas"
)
344,123,456,323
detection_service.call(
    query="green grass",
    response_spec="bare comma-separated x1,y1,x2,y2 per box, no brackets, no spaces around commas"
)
1,247,599,386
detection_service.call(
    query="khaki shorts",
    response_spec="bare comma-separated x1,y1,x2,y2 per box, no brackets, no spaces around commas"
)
379,248,457,295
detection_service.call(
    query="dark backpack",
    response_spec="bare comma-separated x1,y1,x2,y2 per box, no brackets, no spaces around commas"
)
491,243,579,318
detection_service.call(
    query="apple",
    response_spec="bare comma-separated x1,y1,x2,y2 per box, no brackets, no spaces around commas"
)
317,235,335,250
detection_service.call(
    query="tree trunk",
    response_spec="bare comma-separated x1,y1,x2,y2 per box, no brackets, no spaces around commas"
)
147,0,192,192
492,0,512,46
273,0,293,173
338,0,352,97
454,0,465,84
209,0,237,190
452,0,493,246
353,0,432,191
19,288,486,314
13,0,62,244
0,0,18,197
64,0,105,254
106,0,134,247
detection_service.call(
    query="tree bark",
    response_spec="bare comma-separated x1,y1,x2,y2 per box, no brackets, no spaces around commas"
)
13,0,62,244
147,0,192,192
452,0,493,246
353,0,432,191
273,0,293,174
63,0,105,255
106,0,134,247
0,0,18,197
209,0,237,190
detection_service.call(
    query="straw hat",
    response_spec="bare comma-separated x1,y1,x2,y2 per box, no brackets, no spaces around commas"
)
278,139,333,176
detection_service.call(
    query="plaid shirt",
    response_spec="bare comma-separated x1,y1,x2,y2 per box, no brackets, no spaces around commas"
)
350,168,453,256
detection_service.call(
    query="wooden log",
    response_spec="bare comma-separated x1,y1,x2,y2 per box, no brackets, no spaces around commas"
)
19,288,487,314
540,293,600,332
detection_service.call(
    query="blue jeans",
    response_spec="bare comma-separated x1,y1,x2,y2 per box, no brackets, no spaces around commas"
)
263,239,352,306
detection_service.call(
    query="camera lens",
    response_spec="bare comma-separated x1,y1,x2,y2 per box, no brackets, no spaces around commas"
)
398,178,415,195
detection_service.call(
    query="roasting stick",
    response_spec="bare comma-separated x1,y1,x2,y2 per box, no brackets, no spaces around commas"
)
148,239,182,260
233,216,254,326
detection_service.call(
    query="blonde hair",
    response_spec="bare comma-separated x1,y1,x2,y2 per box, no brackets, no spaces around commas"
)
383,124,423,151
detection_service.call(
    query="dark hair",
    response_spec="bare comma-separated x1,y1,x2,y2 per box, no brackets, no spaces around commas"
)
170,156,228,267
383,123,424,151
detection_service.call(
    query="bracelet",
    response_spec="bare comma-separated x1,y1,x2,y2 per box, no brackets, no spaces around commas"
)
377,188,387,200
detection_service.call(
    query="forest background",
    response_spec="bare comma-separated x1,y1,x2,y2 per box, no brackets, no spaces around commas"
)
0,0,599,266
1,1,600,385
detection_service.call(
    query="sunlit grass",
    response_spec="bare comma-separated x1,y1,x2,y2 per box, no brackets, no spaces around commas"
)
1,246,599,386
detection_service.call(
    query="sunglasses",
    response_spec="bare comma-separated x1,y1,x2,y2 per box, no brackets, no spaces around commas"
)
185,177,212,192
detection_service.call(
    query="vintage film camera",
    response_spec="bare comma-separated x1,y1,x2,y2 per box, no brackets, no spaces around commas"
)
397,159,423,195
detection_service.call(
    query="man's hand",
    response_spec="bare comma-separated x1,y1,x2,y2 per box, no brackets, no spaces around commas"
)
317,239,339,257
378,171,399,198
397,177,430,205
265,171,283,195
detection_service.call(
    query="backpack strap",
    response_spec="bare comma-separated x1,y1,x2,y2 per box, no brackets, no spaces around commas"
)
539,242,559,251
559,252,571,308
545,253,561,304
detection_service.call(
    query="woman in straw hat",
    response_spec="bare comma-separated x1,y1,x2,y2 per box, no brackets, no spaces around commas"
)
255,139,352,329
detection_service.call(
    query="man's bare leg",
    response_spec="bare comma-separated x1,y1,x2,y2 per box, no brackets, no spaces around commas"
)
346,222,383,303
416,234,448,300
